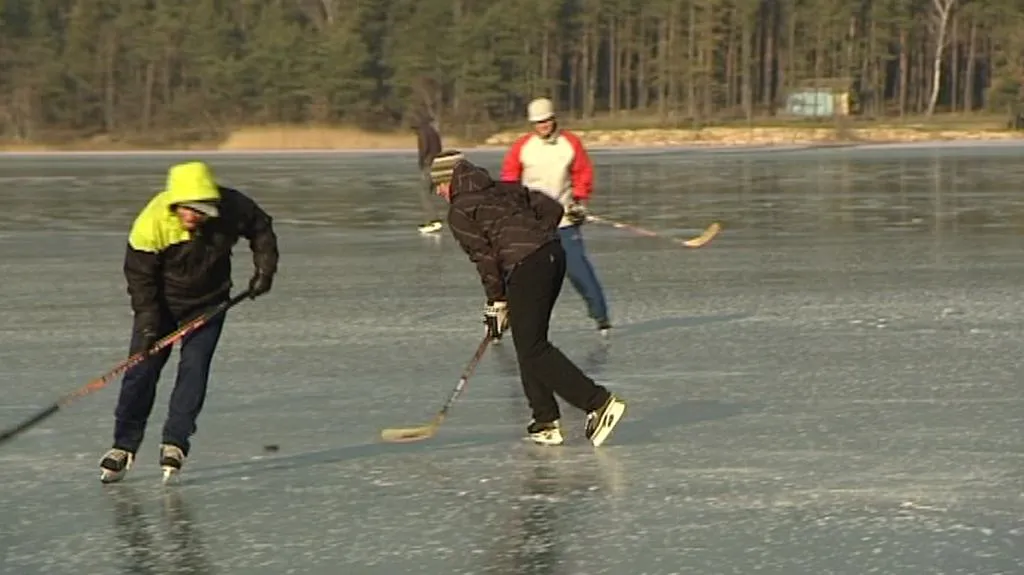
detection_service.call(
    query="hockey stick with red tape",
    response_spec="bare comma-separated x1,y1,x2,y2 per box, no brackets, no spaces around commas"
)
380,334,492,443
0,291,252,448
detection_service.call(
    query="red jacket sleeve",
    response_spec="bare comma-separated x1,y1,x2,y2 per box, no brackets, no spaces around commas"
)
499,134,531,183
562,130,593,201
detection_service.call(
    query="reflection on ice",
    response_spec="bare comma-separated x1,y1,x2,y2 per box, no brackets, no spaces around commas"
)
106,487,213,575
480,447,625,575
0,146,1022,574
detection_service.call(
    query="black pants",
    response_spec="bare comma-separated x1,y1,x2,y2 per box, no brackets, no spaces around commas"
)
506,240,611,423
419,168,439,221
112,310,226,456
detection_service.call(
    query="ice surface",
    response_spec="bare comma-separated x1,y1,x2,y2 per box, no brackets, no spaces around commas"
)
0,144,1022,574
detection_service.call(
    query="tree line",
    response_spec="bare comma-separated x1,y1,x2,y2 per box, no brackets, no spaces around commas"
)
0,0,1020,143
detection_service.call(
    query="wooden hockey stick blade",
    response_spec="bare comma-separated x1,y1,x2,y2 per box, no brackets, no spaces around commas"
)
682,222,722,248
380,416,443,443
380,335,490,444
380,426,436,443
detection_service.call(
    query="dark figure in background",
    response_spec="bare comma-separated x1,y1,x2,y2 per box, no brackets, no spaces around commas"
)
413,115,444,234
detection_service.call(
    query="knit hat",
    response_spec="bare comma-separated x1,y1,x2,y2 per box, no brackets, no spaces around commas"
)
430,150,465,185
527,98,555,122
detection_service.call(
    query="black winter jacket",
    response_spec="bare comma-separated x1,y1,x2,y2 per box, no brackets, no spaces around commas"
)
446,160,563,302
416,121,442,170
124,187,279,321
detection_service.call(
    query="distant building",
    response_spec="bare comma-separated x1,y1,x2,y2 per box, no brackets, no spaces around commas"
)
783,78,854,117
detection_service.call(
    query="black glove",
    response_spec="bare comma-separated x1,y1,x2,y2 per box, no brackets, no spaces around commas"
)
566,201,588,226
131,311,161,355
483,300,509,341
248,269,274,299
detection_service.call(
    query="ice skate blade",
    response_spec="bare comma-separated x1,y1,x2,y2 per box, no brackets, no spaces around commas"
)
522,434,564,447
161,467,181,485
100,469,126,484
524,438,564,447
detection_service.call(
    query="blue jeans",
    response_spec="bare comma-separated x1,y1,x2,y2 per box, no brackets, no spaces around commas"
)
558,225,609,324
112,311,226,456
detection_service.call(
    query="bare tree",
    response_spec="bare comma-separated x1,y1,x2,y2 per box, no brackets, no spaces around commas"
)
296,0,335,29
927,0,957,116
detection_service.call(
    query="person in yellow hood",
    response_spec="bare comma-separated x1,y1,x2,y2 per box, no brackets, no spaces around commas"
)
99,161,279,484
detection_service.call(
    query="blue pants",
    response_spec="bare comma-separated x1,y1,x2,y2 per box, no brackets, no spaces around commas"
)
112,311,226,456
558,225,609,324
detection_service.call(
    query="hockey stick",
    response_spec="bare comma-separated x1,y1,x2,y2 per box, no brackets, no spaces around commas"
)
380,334,492,443
587,214,722,248
0,291,252,447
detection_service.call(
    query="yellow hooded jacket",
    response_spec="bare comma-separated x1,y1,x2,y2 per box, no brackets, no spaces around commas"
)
124,161,279,320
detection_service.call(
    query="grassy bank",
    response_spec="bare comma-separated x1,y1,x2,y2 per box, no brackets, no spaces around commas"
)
0,125,477,152
217,126,429,150
0,126,428,153
2,115,1021,153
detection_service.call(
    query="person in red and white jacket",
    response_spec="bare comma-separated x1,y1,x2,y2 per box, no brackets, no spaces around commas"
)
500,98,611,335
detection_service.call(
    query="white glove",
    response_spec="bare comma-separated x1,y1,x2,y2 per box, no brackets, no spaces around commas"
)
483,300,509,340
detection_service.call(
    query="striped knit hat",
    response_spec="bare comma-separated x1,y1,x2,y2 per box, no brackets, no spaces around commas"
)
430,150,465,185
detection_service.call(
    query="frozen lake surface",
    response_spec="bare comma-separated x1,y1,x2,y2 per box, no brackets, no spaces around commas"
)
0,144,1022,574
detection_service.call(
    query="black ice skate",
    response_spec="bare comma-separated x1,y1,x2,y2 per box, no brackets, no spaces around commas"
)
99,448,135,484
159,444,186,484
526,420,564,446
585,395,626,447
418,220,443,234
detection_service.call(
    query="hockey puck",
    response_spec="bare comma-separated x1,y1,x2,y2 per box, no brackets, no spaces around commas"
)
262,444,279,453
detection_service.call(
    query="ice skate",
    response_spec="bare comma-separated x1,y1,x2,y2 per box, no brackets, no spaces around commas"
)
525,420,564,446
418,220,443,234
585,395,626,447
99,448,135,484
159,444,186,484
597,320,612,337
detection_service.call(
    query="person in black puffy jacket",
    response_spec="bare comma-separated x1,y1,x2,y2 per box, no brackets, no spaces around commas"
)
99,161,278,485
430,150,626,447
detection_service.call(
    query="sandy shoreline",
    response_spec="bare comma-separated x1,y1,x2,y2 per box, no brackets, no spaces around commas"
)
3,140,1024,157
3,142,1024,157
485,125,1024,148
2,126,1023,155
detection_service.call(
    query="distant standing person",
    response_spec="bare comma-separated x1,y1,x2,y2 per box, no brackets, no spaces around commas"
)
414,115,444,234
499,98,611,335
99,161,279,484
